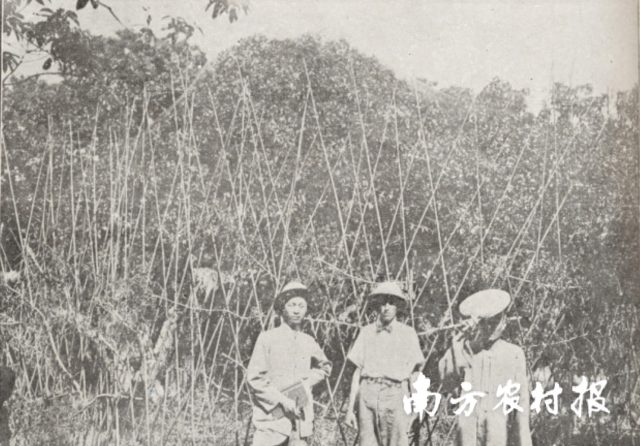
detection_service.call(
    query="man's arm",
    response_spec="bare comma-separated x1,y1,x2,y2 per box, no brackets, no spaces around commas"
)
408,328,426,382
345,329,365,429
306,340,332,388
247,334,298,416
439,332,471,393
410,361,426,384
345,366,361,430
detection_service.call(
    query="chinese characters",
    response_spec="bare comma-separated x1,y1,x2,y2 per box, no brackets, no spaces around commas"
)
404,373,609,418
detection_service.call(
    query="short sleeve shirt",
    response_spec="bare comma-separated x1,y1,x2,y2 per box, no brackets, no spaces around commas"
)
347,319,424,382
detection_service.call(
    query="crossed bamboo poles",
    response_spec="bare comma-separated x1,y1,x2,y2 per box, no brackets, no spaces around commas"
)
0,54,632,446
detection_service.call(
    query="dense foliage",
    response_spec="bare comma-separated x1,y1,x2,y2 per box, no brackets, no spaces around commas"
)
1,29,638,445
2,0,245,87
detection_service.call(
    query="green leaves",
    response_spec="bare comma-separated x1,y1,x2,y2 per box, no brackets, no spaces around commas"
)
2,51,20,73
229,6,237,22
205,0,248,22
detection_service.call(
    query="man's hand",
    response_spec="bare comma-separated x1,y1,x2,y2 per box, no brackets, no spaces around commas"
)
451,328,472,371
280,397,301,418
452,331,466,357
345,410,358,430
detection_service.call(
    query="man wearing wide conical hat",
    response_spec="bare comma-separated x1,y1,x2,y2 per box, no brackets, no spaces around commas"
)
247,282,332,446
439,289,532,446
344,282,425,446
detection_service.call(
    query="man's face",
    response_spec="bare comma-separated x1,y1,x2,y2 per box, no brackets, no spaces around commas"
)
282,297,308,327
472,313,503,342
378,296,399,325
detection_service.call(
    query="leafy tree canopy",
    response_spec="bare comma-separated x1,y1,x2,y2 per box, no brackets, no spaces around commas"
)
2,0,247,84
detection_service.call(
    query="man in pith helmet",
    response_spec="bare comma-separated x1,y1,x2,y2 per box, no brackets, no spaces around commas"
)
247,281,332,446
439,289,532,446
345,281,425,446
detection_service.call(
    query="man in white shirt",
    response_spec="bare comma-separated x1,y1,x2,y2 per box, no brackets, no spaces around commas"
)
439,289,532,446
345,282,425,446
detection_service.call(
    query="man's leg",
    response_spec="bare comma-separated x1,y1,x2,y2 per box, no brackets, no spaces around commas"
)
357,381,380,445
378,385,413,446
287,422,308,446
251,428,289,446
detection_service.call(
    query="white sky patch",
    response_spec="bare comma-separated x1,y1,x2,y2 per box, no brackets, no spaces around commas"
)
11,0,639,111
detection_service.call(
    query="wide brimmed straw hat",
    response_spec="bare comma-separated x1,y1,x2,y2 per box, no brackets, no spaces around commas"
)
366,282,409,307
459,289,510,319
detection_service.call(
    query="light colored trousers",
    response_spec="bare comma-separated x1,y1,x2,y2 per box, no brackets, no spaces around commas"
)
357,380,414,446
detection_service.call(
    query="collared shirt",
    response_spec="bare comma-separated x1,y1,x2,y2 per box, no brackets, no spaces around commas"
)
347,319,424,382
247,323,332,444
439,339,533,446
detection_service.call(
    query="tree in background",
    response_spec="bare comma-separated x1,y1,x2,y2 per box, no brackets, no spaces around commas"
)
1,24,638,446
2,0,246,86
